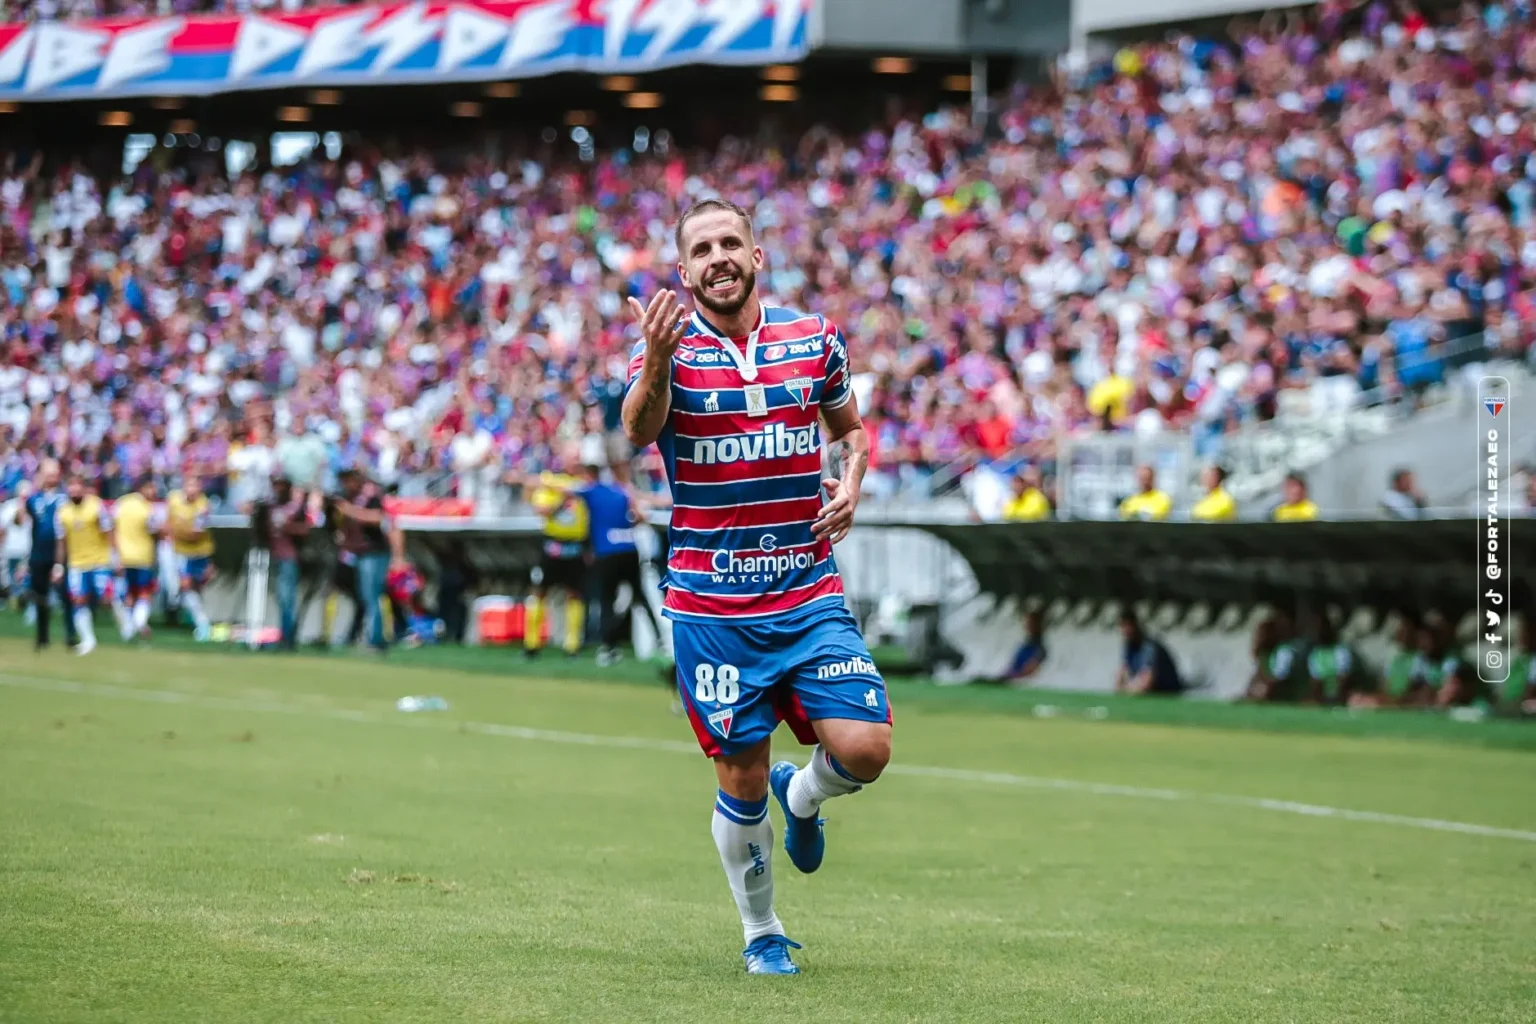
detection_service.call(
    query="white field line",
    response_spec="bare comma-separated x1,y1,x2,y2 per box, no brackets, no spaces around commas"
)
4,672,1535,845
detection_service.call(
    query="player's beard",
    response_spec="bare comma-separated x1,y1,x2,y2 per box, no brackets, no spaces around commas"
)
692,264,756,318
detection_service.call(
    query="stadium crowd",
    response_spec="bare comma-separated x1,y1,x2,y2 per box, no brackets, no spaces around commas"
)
1,0,1535,517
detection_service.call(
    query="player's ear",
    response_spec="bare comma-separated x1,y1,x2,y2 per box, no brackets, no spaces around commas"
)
752,244,765,270
677,261,691,289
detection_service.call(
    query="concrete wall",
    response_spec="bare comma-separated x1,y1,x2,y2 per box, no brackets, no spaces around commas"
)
1073,0,1298,37
814,0,1069,55
1307,379,1536,515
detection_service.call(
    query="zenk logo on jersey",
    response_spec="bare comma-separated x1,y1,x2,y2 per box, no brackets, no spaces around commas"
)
763,339,819,361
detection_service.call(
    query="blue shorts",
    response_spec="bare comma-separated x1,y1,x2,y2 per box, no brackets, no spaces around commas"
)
4,557,24,589
121,566,158,599
67,567,116,606
178,556,211,589
673,602,891,758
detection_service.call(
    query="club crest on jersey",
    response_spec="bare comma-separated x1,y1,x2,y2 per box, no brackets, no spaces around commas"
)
707,708,734,738
785,377,814,410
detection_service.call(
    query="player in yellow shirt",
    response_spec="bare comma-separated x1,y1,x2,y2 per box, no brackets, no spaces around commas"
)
57,474,119,655
114,475,164,641
1001,468,1051,522
1191,466,1238,522
1272,472,1320,522
1118,465,1172,521
166,474,216,642
517,463,591,658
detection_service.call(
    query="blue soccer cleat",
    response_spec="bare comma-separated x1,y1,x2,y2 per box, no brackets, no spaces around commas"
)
770,760,824,874
743,934,802,975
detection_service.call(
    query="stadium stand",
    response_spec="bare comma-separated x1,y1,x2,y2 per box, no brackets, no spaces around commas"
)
1,0,1534,522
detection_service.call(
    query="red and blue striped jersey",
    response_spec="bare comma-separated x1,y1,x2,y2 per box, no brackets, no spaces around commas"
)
626,303,854,624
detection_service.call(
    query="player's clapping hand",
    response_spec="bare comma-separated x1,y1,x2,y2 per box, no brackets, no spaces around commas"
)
627,290,688,363
814,478,858,545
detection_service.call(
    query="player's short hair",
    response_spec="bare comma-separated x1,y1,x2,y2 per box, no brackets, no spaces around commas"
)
675,198,753,255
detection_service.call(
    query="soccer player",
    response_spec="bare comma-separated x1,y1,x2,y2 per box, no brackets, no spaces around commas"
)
57,473,118,655
166,474,216,642
17,461,73,650
114,475,163,641
516,463,591,658
622,198,892,976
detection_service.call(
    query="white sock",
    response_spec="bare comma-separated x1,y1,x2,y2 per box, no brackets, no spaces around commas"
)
182,591,210,633
133,600,150,632
74,606,96,646
787,745,867,820
712,791,783,946
113,599,133,641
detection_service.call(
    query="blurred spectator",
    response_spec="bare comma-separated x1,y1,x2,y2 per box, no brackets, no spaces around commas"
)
333,469,391,652
1416,614,1479,708
1191,466,1237,522
1118,465,1172,521
276,421,328,493
1503,616,1535,714
1272,473,1320,522
256,474,322,650
1304,610,1357,704
1002,609,1047,682
1246,610,1302,701
1116,610,1183,695
228,420,276,512
1380,469,1428,520
1356,613,1422,708
434,540,479,645
1,480,27,605
1000,468,1051,522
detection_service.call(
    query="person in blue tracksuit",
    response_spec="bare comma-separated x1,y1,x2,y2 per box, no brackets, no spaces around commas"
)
15,459,74,651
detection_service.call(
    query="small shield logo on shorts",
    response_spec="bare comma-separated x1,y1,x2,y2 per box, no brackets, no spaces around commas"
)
707,708,734,738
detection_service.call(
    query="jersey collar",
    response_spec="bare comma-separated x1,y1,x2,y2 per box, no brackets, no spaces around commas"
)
691,303,766,383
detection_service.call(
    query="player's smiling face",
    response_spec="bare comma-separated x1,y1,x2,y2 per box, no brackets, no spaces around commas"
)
678,208,763,319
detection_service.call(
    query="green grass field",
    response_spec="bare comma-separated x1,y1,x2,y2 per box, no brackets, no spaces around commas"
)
2,633,1535,1022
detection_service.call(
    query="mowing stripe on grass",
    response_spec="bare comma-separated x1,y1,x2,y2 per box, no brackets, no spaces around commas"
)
4,671,1535,845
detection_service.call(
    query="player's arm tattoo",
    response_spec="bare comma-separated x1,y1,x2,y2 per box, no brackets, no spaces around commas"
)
829,431,869,490
821,401,870,493
622,360,673,448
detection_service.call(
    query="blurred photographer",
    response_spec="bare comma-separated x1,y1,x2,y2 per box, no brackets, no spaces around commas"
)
333,468,392,653
254,474,324,650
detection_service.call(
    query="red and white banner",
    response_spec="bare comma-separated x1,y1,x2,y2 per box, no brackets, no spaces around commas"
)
0,0,814,101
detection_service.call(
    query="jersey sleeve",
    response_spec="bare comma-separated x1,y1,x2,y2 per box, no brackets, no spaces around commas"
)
820,319,853,411
624,339,648,395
